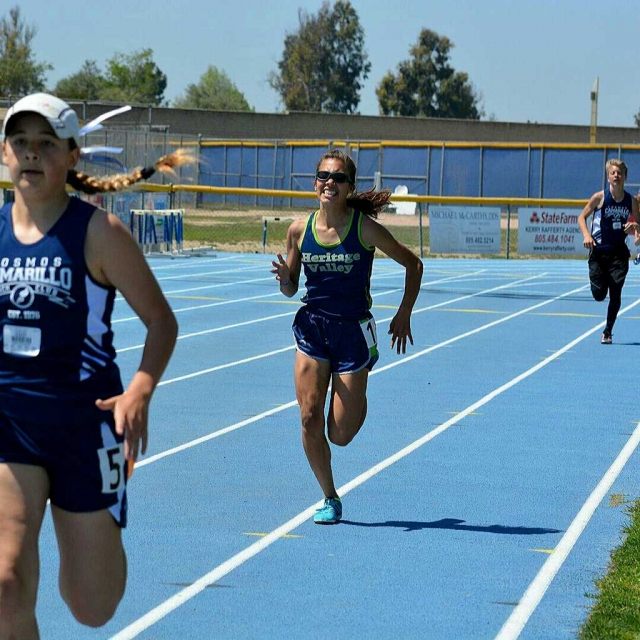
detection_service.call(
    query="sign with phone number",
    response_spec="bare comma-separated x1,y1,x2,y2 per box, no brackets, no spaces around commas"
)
429,206,501,254
517,208,588,255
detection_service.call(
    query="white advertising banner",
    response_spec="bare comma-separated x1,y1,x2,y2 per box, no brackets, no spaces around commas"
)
518,208,588,256
429,206,501,254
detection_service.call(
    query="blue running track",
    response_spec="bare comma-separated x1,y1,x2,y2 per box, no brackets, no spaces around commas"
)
35,254,640,639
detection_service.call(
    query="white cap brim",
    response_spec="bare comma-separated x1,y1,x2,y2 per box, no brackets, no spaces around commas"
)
1,93,81,147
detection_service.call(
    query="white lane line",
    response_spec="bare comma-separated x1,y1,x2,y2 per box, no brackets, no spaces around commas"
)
114,276,275,303
148,255,241,271
115,262,271,301
116,312,297,353
155,346,294,387
411,274,545,318
113,268,488,320
113,292,283,324
114,273,542,352
495,307,640,640
160,275,273,294
122,274,540,389
137,397,299,468
110,285,619,640
156,265,268,281
136,277,567,462
495,423,640,639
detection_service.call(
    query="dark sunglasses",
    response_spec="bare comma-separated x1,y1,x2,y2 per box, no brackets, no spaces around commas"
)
315,170,352,184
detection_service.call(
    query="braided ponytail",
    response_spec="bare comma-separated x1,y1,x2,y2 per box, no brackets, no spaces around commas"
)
67,148,194,195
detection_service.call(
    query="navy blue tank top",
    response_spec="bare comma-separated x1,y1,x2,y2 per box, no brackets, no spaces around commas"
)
591,189,633,251
0,197,122,416
299,209,375,319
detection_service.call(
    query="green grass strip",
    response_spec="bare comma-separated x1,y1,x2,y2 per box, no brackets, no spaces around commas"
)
579,499,640,639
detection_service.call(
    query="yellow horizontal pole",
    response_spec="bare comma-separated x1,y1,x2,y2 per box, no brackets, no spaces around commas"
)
173,185,317,198
389,195,586,207
171,186,586,208
0,180,586,208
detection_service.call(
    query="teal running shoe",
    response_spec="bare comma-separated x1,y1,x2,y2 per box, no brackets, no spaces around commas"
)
314,497,342,524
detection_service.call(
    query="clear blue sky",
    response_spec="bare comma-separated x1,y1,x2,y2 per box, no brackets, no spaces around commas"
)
13,0,640,128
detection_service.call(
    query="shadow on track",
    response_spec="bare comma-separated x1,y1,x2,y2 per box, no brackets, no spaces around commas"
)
340,518,562,535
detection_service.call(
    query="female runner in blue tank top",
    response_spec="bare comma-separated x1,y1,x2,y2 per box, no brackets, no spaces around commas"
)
271,150,423,524
0,93,191,636
578,159,640,344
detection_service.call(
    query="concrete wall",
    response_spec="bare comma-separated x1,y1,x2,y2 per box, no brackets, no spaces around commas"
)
2,102,639,144
24,103,640,145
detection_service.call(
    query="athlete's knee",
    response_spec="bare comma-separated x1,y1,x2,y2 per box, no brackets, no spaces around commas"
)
0,565,37,628
68,602,119,628
327,397,367,446
300,404,325,438
63,585,123,628
591,287,607,302
60,553,126,627
328,427,355,447
327,416,361,447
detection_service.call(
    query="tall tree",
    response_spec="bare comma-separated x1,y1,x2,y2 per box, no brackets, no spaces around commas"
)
0,6,51,96
269,0,370,114
376,29,482,119
173,66,253,111
53,60,106,100
102,49,167,105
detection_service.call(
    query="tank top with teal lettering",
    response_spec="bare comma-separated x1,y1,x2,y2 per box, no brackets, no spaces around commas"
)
299,209,375,319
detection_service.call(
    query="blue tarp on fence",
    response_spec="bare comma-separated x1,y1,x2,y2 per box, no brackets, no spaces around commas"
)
197,141,640,208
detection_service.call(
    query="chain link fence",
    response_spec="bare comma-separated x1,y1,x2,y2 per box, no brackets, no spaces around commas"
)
1,101,637,259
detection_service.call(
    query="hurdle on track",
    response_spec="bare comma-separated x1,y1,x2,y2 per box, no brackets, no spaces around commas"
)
130,209,184,255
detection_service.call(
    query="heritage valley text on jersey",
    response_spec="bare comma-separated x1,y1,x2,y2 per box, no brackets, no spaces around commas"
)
301,251,361,273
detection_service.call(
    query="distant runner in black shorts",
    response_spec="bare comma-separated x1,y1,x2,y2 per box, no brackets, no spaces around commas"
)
578,159,640,344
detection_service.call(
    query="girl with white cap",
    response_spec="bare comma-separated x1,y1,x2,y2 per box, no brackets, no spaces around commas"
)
0,93,191,636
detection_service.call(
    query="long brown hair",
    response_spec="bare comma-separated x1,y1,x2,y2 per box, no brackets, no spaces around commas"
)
316,149,391,219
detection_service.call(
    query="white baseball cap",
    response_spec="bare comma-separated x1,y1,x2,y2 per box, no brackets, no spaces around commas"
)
2,93,81,147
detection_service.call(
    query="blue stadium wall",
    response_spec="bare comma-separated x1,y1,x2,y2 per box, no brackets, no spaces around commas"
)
198,141,640,208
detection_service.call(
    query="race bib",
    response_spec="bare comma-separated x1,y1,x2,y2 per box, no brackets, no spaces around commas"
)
97,443,126,493
359,316,378,355
3,325,41,357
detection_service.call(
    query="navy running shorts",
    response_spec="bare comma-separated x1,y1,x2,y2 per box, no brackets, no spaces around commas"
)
0,405,128,527
292,306,380,374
